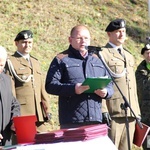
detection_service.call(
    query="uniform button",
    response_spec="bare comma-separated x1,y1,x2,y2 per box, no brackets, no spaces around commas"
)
22,75,27,80
90,116,92,119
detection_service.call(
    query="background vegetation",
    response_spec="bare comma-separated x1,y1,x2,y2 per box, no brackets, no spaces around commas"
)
1,0,149,149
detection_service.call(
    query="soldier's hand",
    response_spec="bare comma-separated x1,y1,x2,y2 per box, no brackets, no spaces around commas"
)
136,116,141,122
136,115,142,125
10,123,15,131
46,113,52,121
136,116,143,128
102,112,111,127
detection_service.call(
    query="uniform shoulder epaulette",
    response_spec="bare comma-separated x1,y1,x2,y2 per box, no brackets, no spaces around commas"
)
7,54,11,59
123,48,132,54
56,49,69,60
7,55,16,61
100,46,106,51
30,55,38,60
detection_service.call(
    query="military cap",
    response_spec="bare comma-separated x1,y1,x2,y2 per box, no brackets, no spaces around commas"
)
141,44,150,54
105,19,126,32
14,30,33,41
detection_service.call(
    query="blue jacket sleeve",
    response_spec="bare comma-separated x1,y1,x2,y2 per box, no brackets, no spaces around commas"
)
104,70,114,99
45,57,76,96
105,80,114,99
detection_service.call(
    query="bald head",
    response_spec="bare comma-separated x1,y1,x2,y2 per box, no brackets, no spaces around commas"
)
0,46,7,73
69,25,91,54
70,25,90,37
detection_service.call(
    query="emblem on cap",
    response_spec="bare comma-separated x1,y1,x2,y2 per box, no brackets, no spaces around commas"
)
24,33,32,39
24,33,29,39
146,44,150,49
105,19,126,32
141,44,150,54
14,30,33,41
120,20,125,28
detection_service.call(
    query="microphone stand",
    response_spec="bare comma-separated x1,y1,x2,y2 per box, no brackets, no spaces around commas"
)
88,46,143,150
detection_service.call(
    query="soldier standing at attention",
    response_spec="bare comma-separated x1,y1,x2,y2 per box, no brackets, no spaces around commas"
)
101,19,141,150
135,44,150,150
5,30,51,134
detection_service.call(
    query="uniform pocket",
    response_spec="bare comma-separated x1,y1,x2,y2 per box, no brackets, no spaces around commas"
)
108,59,124,73
16,95,27,105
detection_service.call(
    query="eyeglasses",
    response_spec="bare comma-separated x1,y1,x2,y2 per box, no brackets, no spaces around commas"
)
71,37,90,41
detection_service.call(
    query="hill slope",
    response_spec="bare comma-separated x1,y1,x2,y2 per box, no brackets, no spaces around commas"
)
0,0,148,70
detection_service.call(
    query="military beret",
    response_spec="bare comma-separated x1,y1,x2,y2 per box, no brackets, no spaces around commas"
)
14,30,33,41
141,44,150,54
105,19,126,32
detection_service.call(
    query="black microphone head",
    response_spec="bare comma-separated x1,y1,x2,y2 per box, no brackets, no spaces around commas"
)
87,46,102,53
85,45,89,50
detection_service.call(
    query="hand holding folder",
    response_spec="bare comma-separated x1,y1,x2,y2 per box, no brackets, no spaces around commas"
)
82,77,111,93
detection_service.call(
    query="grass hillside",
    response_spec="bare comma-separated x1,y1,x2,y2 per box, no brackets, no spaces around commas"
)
1,0,149,149
0,0,149,69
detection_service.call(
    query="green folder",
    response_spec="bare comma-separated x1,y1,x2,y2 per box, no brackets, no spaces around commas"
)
82,77,112,93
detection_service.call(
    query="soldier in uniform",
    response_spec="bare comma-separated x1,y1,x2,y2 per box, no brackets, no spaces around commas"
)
5,30,51,134
100,19,141,150
135,44,150,150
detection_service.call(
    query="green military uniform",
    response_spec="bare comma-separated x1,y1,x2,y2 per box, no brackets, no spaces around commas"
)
5,52,51,133
136,60,150,124
100,18,141,150
101,43,141,150
136,44,150,150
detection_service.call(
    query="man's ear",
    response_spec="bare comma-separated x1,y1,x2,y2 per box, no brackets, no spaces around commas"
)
68,37,72,44
15,41,18,46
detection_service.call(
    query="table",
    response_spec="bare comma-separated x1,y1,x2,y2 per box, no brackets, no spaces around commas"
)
9,135,118,150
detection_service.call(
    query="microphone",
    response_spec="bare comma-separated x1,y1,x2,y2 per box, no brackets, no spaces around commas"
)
85,46,102,53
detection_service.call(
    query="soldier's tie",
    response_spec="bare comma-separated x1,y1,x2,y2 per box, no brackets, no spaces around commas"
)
26,58,32,66
117,48,124,58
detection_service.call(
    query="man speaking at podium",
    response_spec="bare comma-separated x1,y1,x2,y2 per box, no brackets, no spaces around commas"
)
45,25,114,129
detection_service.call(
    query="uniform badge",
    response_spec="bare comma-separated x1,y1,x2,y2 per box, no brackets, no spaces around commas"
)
24,33,28,39
24,33,32,39
146,44,150,49
120,21,125,28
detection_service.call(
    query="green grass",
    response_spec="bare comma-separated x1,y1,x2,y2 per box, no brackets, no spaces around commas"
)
1,0,149,149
